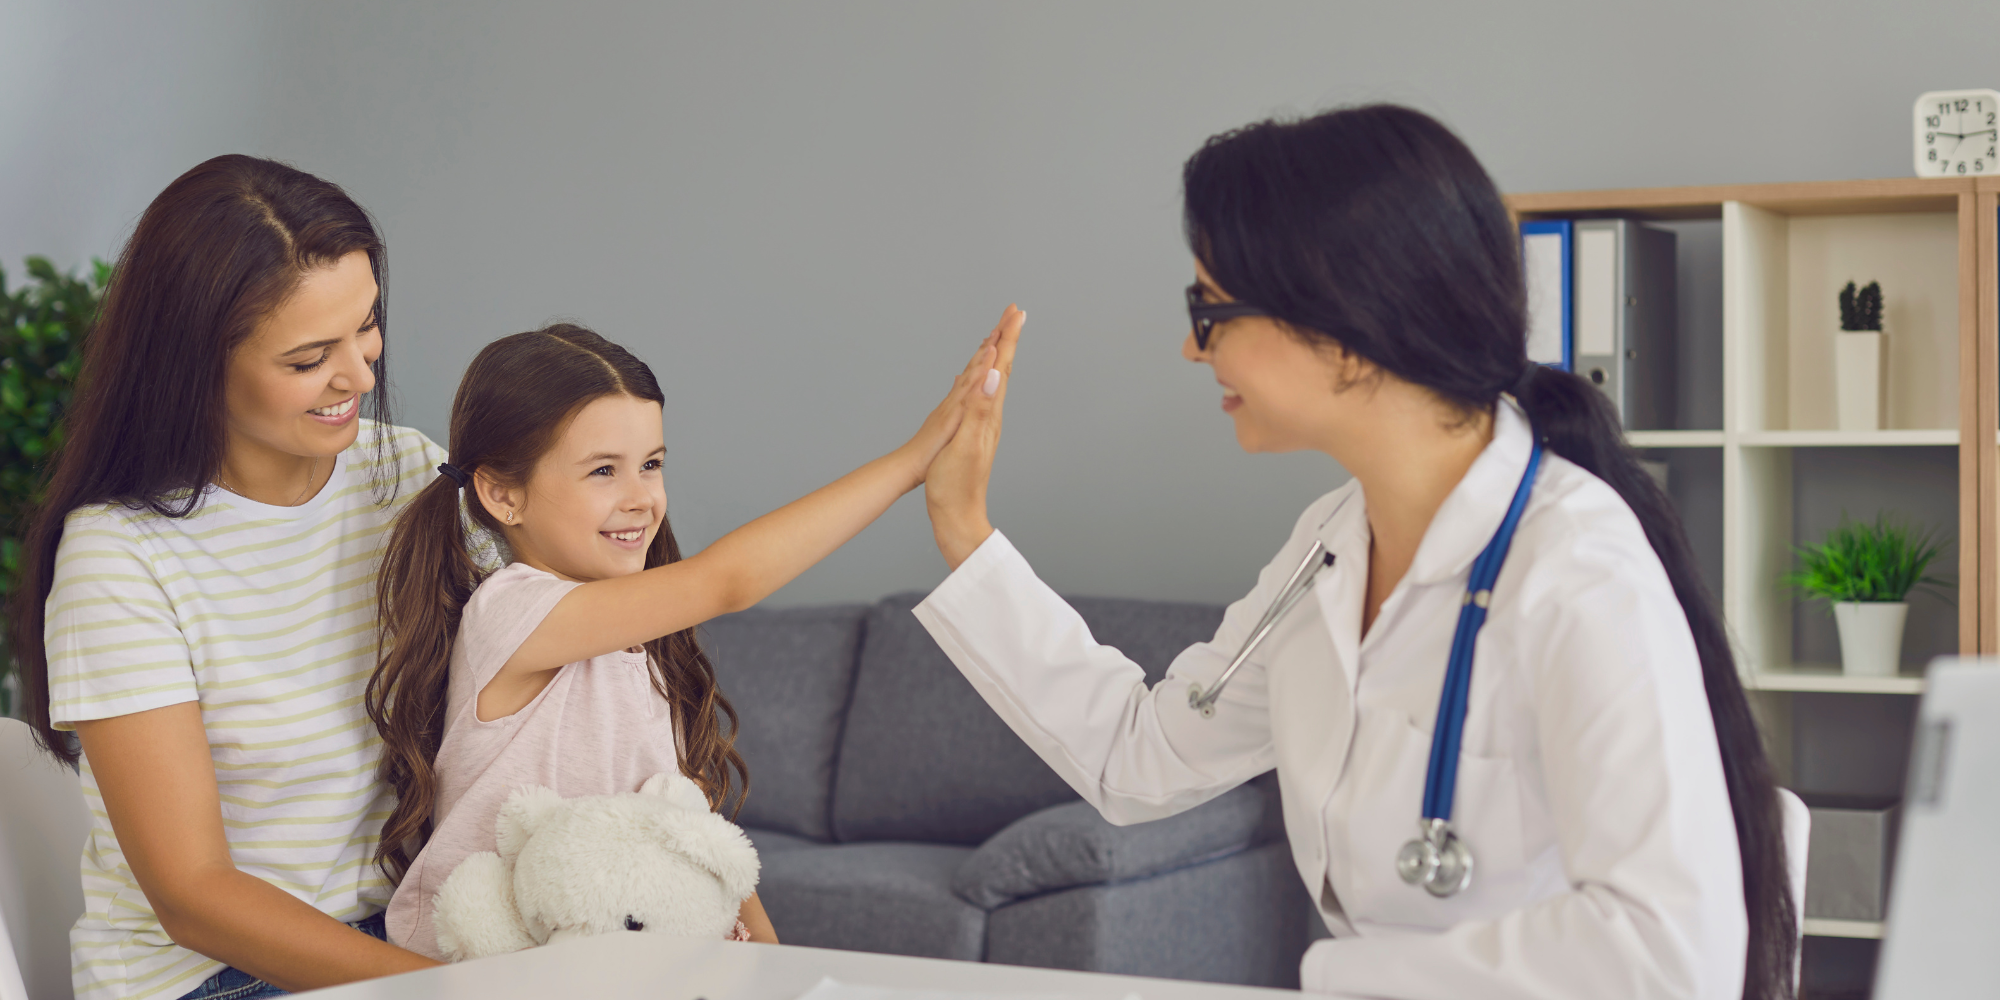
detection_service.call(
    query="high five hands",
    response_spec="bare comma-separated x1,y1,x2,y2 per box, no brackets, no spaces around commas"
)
922,305,1024,570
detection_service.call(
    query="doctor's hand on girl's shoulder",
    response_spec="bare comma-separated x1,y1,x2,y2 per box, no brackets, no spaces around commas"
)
926,305,1023,570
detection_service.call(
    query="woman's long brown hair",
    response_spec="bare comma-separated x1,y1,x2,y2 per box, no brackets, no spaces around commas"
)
9,155,393,767
365,323,746,880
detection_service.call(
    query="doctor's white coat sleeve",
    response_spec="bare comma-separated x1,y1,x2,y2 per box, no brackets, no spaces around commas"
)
913,494,1343,824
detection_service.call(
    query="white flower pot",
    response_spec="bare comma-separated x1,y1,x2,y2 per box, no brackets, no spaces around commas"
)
1832,601,1907,677
1834,331,1883,432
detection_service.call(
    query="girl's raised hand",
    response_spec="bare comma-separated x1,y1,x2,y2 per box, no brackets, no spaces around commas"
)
925,304,1022,569
896,305,1025,484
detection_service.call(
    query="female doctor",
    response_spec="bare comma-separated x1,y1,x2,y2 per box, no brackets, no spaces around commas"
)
919,105,1795,1000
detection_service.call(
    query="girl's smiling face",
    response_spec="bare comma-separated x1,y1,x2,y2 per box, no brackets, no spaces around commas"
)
477,393,667,583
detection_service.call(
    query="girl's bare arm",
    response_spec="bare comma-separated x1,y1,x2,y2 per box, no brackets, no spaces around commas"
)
502,307,1024,676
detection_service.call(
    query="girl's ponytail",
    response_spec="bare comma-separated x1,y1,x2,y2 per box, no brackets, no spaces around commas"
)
366,471,481,880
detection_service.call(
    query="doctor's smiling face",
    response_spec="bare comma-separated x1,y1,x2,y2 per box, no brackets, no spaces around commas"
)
1183,260,1374,455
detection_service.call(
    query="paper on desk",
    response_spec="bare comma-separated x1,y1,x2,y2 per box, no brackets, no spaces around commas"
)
793,976,1140,1000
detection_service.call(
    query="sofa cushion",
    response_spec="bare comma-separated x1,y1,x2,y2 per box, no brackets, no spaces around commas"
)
755,841,985,961
983,841,1311,987
744,826,820,857
831,593,1225,845
703,604,868,841
951,781,1270,910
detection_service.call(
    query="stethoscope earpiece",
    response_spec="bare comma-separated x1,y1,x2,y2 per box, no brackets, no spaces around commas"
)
1186,541,1337,717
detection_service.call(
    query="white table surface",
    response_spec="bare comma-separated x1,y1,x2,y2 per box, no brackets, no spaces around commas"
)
296,934,1311,1000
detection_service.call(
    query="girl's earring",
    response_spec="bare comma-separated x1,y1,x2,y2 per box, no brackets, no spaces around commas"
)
504,510,514,524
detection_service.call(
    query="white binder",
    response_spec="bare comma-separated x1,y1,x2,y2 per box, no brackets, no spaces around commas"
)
1571,219,1677,430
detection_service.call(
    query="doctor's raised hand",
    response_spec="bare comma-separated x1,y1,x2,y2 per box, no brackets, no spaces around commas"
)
926,304,1023,569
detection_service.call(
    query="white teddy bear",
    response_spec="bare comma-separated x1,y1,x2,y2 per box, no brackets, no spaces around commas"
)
432,771,761,961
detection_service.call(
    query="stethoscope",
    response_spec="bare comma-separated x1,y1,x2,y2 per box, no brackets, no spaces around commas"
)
1187,441,1544,899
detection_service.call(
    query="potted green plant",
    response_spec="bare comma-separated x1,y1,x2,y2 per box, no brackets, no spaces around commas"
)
1786,513,1948,676
1835,280,1885,432
0,256,109,717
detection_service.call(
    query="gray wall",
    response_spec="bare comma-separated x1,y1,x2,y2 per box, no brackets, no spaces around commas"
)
2,0,1984,605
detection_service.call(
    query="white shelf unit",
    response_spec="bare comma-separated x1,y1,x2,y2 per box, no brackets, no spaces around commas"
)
1736,429,1959,447
1801,918,1885,940
1720,199,1968,689
1627,430,1726,448
1743,664,1927,695
1513,178,1989,946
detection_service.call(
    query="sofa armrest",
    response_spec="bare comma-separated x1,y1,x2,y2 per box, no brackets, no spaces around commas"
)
952,781,1271,910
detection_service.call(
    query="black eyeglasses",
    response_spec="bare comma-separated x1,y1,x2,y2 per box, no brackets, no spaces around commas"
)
1186,282,1270,351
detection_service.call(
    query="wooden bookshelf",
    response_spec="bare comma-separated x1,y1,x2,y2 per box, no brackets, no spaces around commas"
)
1978,177,2000,655
1510,178,1993,944
1510,177,1985,666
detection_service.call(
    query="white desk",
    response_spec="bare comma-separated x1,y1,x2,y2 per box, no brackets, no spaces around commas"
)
297,934,1307,1000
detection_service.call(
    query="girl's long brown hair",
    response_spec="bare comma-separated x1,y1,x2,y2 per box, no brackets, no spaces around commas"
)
365,323,746,880
10,155,393,767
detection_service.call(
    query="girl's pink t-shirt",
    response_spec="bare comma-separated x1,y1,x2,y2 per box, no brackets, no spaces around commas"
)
385,562,683,959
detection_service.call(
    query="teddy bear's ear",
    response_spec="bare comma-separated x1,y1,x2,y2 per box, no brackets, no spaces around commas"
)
638,771,713,814
664,814,763,903
495,784,565,860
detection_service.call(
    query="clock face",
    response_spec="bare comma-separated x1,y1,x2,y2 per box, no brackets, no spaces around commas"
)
1915,89,2000,177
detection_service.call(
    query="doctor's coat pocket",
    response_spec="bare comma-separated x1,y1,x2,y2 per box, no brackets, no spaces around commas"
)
1335,712,1528,928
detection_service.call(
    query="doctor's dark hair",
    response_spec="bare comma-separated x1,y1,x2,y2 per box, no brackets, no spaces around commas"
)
364,324,746,881
9,154,397,768
1184,105,1796,1000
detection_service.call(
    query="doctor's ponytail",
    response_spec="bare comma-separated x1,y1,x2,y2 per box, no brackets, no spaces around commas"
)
1184,105,1796,1000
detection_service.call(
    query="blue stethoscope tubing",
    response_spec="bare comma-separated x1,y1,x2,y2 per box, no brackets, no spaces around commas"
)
1395,440,1543,898
1187,439,1545,900
1422,440,1544,823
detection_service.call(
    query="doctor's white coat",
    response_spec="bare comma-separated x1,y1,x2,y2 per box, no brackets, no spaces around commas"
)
913,400,1748,999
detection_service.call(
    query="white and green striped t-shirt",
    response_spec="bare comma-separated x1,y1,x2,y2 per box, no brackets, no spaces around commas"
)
45,421,494,1000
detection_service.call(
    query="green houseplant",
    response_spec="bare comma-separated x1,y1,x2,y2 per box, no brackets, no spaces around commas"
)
1786,514,1949,676
0,256,110,717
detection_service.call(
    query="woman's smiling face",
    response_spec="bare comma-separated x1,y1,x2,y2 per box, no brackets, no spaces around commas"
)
224,250,381,464
1182,259,1363,455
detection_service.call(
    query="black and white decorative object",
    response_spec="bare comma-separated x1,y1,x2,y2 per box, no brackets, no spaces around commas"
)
1914,89,1999,177
1836,281,1885,432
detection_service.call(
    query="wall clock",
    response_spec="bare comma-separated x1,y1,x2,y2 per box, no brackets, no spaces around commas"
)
1914,89,2000,176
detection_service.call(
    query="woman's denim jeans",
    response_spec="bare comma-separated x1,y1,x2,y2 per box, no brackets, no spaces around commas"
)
176,912,387,1000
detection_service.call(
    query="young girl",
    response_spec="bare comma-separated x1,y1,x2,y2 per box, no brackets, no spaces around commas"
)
368,316,1017,958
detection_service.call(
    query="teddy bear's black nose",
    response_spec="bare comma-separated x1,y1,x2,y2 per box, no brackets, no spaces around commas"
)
624,916,644,931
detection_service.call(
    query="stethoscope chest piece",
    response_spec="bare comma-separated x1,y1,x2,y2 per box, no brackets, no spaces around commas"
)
1397,817,1474,898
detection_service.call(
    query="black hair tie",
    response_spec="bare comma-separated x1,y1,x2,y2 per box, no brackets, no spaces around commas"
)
1508,364,1542,399
436,463,470,489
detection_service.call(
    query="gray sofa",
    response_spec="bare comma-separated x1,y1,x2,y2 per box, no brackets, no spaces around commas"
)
702,592,1313,988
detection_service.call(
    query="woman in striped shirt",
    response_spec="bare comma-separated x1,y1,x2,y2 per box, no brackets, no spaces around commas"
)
10,156,480,998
